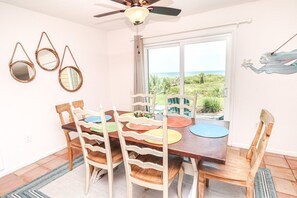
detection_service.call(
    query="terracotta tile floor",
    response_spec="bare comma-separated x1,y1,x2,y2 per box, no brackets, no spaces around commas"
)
0,148,82,196
0,146,297,197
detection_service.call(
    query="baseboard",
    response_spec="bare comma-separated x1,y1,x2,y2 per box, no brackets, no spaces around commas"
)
230,143,297,157
0,144,67,178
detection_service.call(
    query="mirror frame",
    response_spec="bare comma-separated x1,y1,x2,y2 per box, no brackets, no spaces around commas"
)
35,47,60,71
35,32,60,71
9,42,36,83
9,60,36,83
58,66,83,92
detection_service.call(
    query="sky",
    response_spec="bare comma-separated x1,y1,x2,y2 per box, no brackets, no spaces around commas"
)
148,40,227,74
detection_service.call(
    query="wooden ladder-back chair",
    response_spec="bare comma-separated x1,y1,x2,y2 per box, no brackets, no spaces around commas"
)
132,93,156,114
55,100,84,170
71,105,123,197
198,109,275,198
114,109,184,198
165,94,197,118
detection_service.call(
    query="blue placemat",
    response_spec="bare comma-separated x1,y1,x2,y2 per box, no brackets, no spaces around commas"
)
189,124,229,138
84,115,112,123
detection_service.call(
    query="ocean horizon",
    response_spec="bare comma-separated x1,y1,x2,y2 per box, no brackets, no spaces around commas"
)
150,70,225,77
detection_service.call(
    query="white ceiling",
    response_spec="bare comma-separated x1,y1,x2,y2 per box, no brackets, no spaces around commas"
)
0,0,258,31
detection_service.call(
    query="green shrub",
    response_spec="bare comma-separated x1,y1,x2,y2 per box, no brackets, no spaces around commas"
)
212,87,223,97
168,86,179,94
199,73,205,84
201,97,222,113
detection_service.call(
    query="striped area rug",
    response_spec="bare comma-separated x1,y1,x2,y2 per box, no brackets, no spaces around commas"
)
3,157,277,198
254,168,278,198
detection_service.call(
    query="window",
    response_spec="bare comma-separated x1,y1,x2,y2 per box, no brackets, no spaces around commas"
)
145,34,232,120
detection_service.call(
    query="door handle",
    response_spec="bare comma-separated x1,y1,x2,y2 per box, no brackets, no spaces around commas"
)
223,88,228,97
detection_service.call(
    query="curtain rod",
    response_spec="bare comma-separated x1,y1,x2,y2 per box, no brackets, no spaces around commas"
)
136,18,252,40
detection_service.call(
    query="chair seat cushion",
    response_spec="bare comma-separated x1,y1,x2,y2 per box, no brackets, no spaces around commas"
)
87,140,123,164
130,154,182,184
198,152,251,181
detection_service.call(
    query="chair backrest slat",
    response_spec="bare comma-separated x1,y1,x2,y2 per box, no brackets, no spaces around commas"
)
122,131,163,142
132,93,156,114
132,102,151,107
81,132,105,142
85,144,106,153
128,159,163,171
125,145,163,157
118,116,161,125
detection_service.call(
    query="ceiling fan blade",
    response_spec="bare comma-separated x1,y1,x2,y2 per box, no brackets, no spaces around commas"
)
140,0,160,6
148,6,181,16
110,0,132,6
94,10,125,18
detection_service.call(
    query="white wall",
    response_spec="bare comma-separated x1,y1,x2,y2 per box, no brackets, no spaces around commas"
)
0,3,111,177
107,0,297,156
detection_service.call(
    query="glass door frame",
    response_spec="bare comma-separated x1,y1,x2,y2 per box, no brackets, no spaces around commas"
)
143,42,180,94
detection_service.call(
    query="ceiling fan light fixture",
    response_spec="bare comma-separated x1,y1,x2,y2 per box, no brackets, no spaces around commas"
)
124,6,149,25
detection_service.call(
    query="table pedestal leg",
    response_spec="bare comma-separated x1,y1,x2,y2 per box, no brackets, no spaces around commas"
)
182,158,199,198
91,168,108,183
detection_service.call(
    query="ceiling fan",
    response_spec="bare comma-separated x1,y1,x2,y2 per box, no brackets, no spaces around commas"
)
94,0,182,25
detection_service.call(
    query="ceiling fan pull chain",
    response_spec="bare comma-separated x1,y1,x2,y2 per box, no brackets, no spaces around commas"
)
136,25,139,35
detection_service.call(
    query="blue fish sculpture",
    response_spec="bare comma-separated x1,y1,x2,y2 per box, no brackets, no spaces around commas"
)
242,49,297,74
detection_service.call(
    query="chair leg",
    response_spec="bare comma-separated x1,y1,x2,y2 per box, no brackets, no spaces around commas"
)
246,185,254,198
205,179,209,188
68,146,73,170
108,169,113,198
91,167,100,184
84,163,91,194
177,168,184,198
163,188,168,198
198,173,205,198
127,181,133,198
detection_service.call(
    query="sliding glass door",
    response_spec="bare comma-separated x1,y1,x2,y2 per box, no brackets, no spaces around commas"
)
145,34,232,120
146,44,180,113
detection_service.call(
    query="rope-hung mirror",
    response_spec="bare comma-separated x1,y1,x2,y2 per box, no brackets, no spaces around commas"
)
35,32,60,71
9,42,36,83
59,45,83,92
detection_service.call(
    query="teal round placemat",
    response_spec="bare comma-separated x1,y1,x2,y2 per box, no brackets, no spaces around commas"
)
189,124,229,138
84,115,112,123
90,122,123,133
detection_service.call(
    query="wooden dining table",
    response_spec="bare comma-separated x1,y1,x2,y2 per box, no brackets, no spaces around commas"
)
62,110,229,198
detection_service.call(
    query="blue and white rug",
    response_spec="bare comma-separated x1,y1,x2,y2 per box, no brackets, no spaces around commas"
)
254,168,278,198
3,156,277,198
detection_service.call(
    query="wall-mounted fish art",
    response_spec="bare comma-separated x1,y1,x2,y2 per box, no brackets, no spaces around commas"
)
242,33,297,74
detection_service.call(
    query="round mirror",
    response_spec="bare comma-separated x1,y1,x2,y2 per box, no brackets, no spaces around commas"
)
9,60,36,83
59,66,83,92
36,48,60,71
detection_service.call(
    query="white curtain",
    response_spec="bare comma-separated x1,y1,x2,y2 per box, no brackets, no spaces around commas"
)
133,35,145,111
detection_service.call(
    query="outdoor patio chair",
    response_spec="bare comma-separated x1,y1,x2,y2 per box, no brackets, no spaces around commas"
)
165,94,197,118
